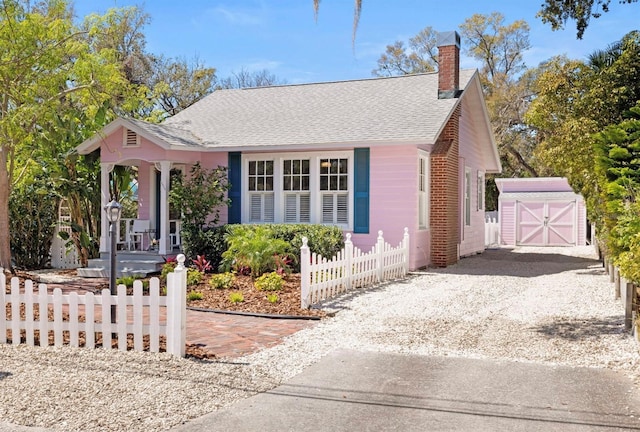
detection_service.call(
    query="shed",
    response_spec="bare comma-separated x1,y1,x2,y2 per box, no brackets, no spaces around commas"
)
495,177,587,247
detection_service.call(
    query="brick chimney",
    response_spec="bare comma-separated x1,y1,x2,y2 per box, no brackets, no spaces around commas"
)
437,31,460,99
430,30,462,267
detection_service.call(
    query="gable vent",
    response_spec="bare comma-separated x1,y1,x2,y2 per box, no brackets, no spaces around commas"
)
124,129,139,147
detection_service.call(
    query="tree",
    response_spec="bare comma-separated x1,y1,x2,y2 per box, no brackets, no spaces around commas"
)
538,0,638,39
372,27,437,76
0,0,127,270
169,163,230,262
149,55,216,118
216,68,286,89
459,13,538,180
312,1,638,42
526,31,640,257
460,13,530,84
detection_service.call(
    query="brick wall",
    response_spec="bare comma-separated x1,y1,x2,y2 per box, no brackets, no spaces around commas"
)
430,106,460,267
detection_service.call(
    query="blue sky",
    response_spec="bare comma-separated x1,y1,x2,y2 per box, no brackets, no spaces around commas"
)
73,0,639,84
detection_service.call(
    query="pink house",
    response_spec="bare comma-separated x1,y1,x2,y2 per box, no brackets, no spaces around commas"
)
495,177,587,246
77,31,501,271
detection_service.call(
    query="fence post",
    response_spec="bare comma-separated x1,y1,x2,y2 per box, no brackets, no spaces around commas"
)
167,254,186,357
376,231,384,282
625,281,634,331
0,273,5,344
614,267,621,299
403,227,410,275
300,237,310,309
344,233,353,291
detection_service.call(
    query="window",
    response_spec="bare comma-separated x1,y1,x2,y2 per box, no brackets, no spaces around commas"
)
242,152,353,227
465,168,471,226
248,160,274,222
477,171,485,211
123,129,140,147
320,158,348,224
283,159,310,223
418,152,429,229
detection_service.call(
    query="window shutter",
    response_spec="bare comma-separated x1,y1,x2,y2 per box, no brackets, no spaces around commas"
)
264,194,274,222
300,194,310,223
285,194,297,223
228,152,241,223
337,194,348,224
250,194,262,222
353,148,370,233
285,193,310,223
322,194,333,223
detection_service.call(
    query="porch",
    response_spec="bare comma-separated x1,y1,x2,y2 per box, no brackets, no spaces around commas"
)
76,217,182,278
77,250,172,278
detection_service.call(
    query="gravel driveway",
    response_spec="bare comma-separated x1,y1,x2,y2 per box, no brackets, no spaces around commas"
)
0,246,638,431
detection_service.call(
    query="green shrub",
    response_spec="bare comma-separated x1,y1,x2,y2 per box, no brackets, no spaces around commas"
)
116,275,136,288
161,260,177,280
223,224,344,272
266,293,279,303
220,226,293,277
187,291,204,301
9,179,58,270
228,291,244,303
254,272,284,291
209,272,236,289
186,268,203,286
181,225,229,270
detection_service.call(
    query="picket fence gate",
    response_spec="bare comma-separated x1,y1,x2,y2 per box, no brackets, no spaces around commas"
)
300,228,410,308
0,255,187,357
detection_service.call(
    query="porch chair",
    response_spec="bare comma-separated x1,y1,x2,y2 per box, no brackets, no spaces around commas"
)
129,219,150,251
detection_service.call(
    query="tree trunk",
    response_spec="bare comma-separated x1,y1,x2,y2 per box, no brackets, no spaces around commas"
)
0,148,13,271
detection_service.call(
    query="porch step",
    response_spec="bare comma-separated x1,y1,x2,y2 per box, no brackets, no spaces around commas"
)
78,252,167,278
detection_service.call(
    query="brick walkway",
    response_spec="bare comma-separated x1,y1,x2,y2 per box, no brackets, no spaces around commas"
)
187,310,316,358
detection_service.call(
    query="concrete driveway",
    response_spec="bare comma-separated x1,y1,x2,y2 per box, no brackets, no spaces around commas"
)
174,349,640,431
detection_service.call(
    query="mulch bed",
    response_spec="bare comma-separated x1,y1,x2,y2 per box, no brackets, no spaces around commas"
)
186,273,325,318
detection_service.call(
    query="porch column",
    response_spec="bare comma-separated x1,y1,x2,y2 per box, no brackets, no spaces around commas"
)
158,161,171,255
99,163,113,253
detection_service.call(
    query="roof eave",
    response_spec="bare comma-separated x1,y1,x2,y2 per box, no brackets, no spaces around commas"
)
76,118,178,155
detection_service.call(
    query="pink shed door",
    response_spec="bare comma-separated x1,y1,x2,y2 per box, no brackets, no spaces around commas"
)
516,201,576,246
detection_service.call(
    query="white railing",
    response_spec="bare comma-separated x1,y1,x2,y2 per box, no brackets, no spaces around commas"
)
485,212,500,248
300,228,410,308
0,255,187,357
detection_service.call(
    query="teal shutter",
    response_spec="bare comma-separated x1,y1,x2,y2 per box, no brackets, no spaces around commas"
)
228,152,241,224
353,148,370,233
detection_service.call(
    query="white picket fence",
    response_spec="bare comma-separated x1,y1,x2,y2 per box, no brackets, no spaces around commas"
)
485,211,500,248
0,255,187,357
300,228,410,308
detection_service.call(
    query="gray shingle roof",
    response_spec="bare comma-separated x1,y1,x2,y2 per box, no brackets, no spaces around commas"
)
160,70,477,149
125,118,203,149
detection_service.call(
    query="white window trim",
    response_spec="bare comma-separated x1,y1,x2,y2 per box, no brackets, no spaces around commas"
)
241,151,353,230
418,150,430,230
465,167,472,226
477,171,485,211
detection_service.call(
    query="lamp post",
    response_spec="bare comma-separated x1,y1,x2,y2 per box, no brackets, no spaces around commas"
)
104,200,122,328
